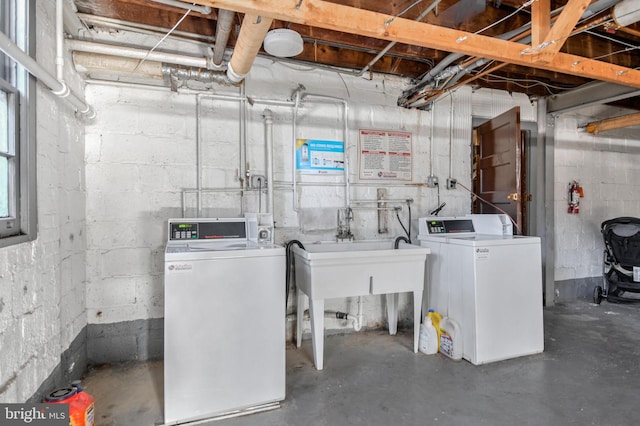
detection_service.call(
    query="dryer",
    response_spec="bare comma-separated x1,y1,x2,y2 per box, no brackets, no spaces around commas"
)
417,215,544,365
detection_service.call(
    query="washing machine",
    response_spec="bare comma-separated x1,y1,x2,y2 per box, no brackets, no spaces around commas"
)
164,215,285,425
417,215,544,365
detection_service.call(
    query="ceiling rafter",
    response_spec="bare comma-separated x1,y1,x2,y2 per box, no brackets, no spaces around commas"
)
194,0,640,90
529,0,592,63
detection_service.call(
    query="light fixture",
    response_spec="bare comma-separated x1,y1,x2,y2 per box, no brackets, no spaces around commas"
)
263,29,304,58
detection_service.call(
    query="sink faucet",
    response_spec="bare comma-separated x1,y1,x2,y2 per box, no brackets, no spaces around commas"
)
336,207,354,242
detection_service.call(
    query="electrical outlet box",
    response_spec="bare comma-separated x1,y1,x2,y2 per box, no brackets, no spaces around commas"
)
446,178,457,189
426,176,439,188
250,174,266,189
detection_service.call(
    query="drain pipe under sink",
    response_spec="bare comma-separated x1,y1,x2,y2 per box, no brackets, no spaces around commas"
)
323,299,363,332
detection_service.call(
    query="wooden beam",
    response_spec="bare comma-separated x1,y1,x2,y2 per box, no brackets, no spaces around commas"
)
585,112,640,134
196,0,640,89
529,0,593,63
531,0,550,49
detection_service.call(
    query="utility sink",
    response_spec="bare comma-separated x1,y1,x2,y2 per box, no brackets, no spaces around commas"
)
291,240,430,370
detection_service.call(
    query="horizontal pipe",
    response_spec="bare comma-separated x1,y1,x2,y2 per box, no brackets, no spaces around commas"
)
0,31,94,118
67,39,218,70
76,13,216,43
150,0,212,15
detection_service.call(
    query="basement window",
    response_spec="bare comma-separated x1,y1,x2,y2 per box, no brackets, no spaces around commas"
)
0,0,36,246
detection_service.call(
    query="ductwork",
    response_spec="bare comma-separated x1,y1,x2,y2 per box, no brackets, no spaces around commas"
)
212,9,235,66
227,14,273,84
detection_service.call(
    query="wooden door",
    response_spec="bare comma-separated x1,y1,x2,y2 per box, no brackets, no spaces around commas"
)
472,107,527,234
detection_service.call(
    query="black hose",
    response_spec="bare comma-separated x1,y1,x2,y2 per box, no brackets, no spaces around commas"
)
285,240,306,309
396,202,412,242
394,236,410,249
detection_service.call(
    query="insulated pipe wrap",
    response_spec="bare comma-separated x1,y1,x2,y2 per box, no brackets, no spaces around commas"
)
613,0,640,27
227,14,273,83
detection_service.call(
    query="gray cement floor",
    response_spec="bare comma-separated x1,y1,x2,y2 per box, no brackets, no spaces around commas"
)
82,300,640,426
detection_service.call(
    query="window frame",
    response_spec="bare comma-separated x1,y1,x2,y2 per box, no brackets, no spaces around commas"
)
0,0,37,248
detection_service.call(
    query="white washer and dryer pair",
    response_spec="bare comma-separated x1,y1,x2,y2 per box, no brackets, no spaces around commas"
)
417,214,544,365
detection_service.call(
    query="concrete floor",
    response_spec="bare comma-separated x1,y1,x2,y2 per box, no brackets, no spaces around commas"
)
82,300,640,426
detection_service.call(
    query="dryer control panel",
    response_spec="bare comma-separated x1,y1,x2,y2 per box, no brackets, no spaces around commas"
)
168,219,247,241
420,218,475,236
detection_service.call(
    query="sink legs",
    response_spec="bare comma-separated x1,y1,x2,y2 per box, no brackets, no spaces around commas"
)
413,290,422,353
296,290,422,369
386,293,399,335
309,298,325,370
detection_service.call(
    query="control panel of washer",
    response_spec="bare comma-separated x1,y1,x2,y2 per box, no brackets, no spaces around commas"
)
424,219,475,235
168,219,247,241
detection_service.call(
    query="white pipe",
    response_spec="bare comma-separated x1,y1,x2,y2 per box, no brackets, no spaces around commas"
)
613,0,640,27
54,0,70,97
67,39,217,70
292,89,302,212
263,109,275,214
196,94,203,217
56,0,65,81
150,0,212,15
63,0,88,37
0,31,94,118
301,94,350,208
76,13,216,43
240,82,248,204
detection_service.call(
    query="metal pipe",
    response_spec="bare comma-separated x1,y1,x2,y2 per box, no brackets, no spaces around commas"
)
56,0,66,82
67,39,217,69
196,94,203,217
76,13,216,43
351,198,413,204
357,0,441,77
212,9,235,66
263,108,275,214
292,88,302,212
240,82,247,198
301,93,350,208
150,0,212,15
0,30,94,118
63,0,88,37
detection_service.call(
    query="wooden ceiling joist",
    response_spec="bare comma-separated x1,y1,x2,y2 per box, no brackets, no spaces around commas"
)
585,112,640,134
529,0,592,63
195,0,640,90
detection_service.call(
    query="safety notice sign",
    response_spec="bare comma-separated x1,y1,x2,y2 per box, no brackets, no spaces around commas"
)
358,129,412,181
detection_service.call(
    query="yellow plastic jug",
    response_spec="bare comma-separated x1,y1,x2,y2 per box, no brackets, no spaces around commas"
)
427,309,442,349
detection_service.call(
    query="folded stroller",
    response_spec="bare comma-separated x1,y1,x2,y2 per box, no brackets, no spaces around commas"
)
594,217,640,304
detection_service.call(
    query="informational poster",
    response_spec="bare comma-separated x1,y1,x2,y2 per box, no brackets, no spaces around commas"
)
359,129,412,181
295,139,345,174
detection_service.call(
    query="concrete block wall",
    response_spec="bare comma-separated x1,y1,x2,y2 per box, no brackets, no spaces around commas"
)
554,105,640,299
83,54,537,345
0,0,88,402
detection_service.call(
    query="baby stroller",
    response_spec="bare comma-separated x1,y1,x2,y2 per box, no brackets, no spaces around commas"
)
594,217,640,304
